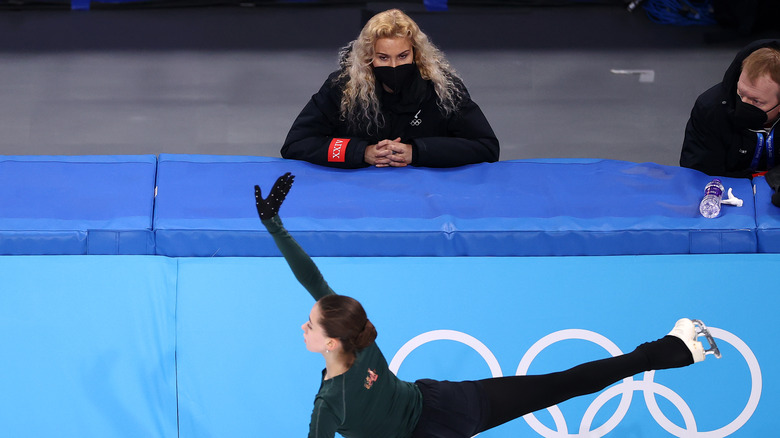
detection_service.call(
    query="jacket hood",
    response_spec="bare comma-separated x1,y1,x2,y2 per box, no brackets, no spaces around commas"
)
721,39,780,109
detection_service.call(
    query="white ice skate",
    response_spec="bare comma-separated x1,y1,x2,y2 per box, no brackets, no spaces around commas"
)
668,318,722,362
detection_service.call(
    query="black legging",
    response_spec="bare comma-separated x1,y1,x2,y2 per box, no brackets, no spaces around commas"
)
475,335,692,433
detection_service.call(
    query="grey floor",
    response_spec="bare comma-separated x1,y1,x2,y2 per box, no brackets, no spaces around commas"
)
0,3,777,167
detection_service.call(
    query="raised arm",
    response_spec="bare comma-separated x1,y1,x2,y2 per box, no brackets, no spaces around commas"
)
255,173,335,301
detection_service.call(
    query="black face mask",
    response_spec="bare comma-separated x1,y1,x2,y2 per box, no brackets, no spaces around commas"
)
373,63,416,93
734,99,780,130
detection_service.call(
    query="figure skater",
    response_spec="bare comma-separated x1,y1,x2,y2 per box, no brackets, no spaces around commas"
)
255,173,720,438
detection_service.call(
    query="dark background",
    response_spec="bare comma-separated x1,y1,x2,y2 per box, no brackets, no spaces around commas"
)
0,0,777,165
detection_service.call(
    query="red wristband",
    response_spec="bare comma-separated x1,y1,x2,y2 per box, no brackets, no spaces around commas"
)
328,138,350,162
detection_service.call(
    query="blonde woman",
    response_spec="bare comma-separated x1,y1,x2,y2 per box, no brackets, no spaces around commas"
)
281,9,499,168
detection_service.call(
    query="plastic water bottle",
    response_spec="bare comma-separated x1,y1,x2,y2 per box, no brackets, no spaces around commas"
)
699,178,724,218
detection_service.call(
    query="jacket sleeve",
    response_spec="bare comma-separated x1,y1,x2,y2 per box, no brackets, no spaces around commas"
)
680,90,728,176
680,87,753,178
281,75,371,169
261,215,335,301
411,93,500,168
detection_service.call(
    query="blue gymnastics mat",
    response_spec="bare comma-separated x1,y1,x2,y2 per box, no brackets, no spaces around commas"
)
153,155,757,257
753,175,780,253
0,155,156,254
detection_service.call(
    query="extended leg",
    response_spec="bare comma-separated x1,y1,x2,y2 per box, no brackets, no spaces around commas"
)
476,318,718,432
476,343,654,431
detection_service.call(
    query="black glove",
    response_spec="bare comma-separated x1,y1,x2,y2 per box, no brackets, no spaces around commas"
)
255,172,295,220
765,166,780,208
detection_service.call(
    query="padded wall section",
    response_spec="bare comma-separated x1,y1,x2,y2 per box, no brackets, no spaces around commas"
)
754,176,780,252
176,254,774,437
0,256,178,438
175,258,316,438
0,254,772,437
154,155,756,257
0,155,157,255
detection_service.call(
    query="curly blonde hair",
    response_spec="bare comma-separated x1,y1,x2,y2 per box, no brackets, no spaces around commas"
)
337,9,463,133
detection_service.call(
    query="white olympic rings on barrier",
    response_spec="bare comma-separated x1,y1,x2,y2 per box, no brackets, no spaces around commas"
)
388,327,761,438
388,329,504,378
516,329,633,437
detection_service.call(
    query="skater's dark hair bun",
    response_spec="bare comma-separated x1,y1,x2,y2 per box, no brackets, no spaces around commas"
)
317,295,377,358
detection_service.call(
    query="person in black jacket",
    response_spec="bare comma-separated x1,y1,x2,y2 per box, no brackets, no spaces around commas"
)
280,9,499,169
680,39,780,178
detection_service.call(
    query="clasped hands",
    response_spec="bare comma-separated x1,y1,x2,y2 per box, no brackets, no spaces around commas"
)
364,137,412,167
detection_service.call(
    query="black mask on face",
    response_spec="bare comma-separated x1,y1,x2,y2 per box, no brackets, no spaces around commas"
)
373,63,416,93
734,98,780,129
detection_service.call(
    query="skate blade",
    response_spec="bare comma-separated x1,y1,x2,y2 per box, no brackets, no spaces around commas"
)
692,319,722,359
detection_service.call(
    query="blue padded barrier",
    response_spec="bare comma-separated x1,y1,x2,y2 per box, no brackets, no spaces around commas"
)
153,154,756,257
753,176,780,253
1,254,774,437
0,256,178,438
0,155,157,255
175,254,775,437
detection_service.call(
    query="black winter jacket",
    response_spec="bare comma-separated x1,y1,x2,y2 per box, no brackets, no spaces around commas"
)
280,69,499,168
680,39,780,178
